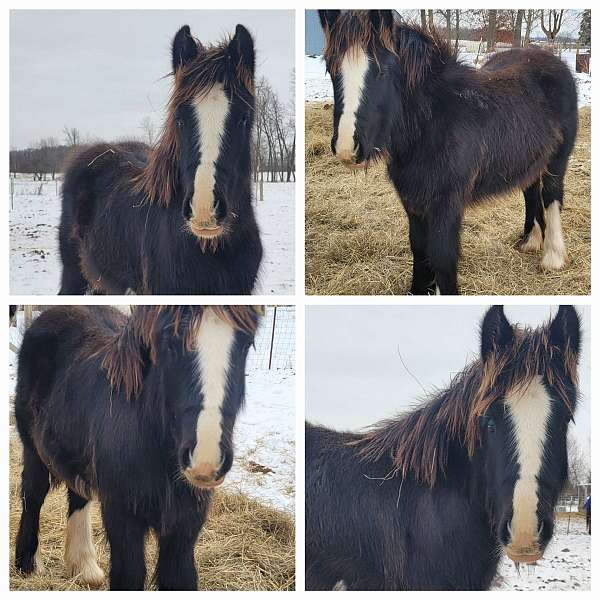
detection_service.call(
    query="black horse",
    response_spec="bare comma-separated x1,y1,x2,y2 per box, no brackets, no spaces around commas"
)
59,24,262,295
305,305,581,590
14,305,260,590
319,10,578,294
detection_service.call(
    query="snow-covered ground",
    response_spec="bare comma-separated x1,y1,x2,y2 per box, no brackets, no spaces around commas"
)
224,369,295,513
9,307,295,514
253,182,295,295
9,178,294,295
305,48,591,107
494,516,590,591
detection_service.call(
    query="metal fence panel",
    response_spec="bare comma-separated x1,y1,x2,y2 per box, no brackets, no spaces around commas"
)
247,306,295,372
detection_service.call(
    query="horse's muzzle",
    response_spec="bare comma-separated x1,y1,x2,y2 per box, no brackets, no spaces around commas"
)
505,544,544,564
188,218,224,240
183,462,226,489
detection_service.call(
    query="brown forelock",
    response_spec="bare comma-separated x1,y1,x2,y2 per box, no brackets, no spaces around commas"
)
132,41,254,206
352,324,578,487
323,11,397,76
98,306,260,400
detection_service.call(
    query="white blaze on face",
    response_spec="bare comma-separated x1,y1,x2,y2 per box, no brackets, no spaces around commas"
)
506,376,551,552
191,310,235,476
336,47,369,163
191,83,230,226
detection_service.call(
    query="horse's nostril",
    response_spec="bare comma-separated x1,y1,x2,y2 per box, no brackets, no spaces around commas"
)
214,196,227,222
499,519,512,546
180,445,194,469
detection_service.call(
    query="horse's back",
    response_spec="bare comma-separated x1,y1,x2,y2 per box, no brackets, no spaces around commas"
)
481,47,577,104
15,306,125,422
61,141,149,225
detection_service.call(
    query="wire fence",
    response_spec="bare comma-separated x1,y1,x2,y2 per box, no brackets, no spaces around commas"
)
9,177,61,210
247,306,295,372
557,485,592,513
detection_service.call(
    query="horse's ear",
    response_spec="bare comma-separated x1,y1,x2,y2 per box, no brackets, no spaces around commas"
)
480,306,514,361
369,10,394,36
318,10,340,33
172,25,200,73
549,306,581,357
228,24,255,79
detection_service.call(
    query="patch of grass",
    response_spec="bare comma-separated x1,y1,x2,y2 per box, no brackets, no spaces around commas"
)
9,439,295,591
305,103,591,295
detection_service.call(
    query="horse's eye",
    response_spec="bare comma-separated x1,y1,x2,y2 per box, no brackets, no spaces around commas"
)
239,116,248,128
487,418,496,433
176,119,184,130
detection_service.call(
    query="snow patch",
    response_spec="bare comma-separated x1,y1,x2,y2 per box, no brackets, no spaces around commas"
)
9,179,294,295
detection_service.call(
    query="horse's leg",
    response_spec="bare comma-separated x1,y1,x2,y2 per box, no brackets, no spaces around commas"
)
155,522,202,590
540,154,569,271
427,208,462,295
58,219,88,294
305,556,340,591
15,444,50,574
101,503,146,590
64,490,104,587
407,212,436,295
518,179,544,252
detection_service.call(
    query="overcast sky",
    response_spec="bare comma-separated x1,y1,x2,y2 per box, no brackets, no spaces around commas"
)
306,305,591,457
10,10,294,149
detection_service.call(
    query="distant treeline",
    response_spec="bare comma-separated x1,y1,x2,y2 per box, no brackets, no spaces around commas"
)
9,144,72,180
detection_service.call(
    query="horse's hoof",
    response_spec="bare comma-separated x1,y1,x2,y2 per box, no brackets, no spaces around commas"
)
517,222,543,253
15,555,36,576
66,559,105,588
540,249,567,271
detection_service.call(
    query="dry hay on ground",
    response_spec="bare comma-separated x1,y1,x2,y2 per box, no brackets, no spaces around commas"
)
8,439,295,591
305,103,591,295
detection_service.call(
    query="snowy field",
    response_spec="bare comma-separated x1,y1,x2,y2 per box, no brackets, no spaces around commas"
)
9,306,295,514
9,179,294,295
305,48,592,107
494,516,590,591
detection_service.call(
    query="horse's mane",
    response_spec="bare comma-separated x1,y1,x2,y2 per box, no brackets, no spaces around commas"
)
97,305,261,399
132,37,254,206
323,12,453,89
394,23,454,88
352,325,578,487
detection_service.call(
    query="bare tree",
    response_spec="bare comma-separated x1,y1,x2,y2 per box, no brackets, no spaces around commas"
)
140,116,157,146
566,433,591,498
523,9,541,46
39,136,60,179
436,10,452,44
427,10,434,29
420,10,427,29
486,10,497,52
63,126,81,147
454,10,461,53
513,10,524,48
540,9,565,44
253,77,295,186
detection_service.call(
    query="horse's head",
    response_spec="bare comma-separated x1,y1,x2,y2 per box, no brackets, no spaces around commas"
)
476,306,580,564
103,306,261,490
169,25,256,244
319,10,399,168
169,306,260,489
